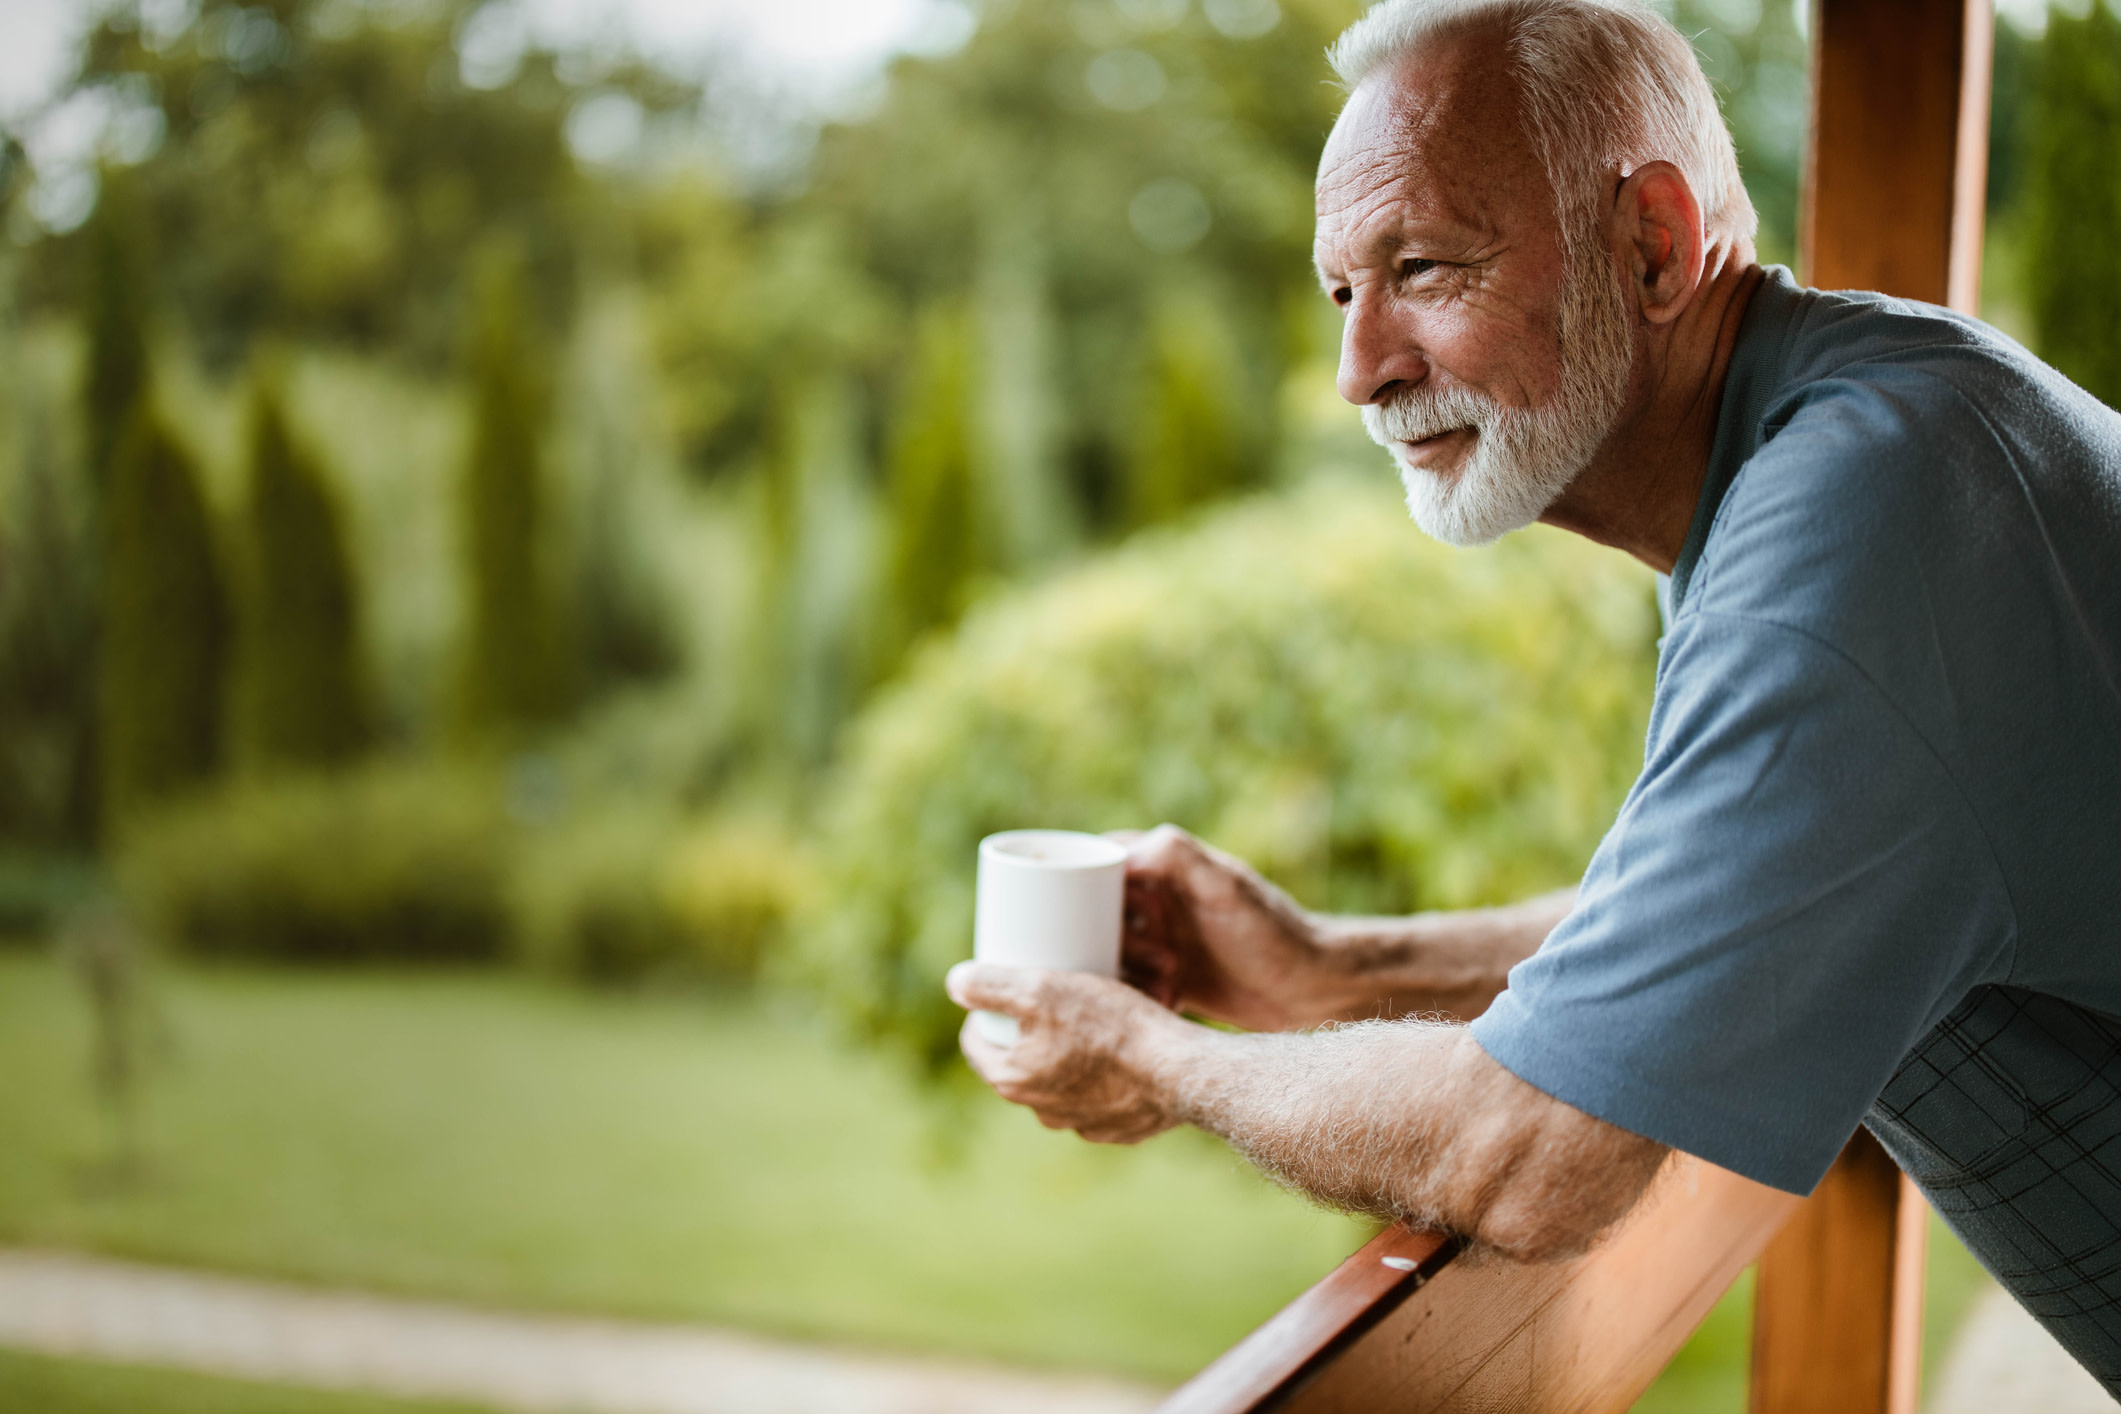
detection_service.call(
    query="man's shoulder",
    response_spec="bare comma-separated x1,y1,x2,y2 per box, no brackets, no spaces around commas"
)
1688,286,2121,637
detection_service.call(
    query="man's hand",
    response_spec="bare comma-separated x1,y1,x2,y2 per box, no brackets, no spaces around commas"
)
1121,824,1574,1027
1119,824,1344,1031
946,961,1196,1144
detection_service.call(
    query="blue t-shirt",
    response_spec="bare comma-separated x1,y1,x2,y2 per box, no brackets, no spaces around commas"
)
1469,268,2121,1375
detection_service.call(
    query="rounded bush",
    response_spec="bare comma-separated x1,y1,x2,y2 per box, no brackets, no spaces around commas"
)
802,480,1659,1072
119,761,511,962
512,811,809,984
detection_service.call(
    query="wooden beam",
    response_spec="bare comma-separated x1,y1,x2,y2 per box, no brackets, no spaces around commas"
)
1802,0,1994,312
1156,1155,1800,1414
1749,1131,1928,1414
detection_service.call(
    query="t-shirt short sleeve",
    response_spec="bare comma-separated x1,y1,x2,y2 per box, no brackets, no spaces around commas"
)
1469,609,2017,1195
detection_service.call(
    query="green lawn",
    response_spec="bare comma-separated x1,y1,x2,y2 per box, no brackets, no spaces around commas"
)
0,952,1365,1384
0,1349,498,1414
0,951,1999,1404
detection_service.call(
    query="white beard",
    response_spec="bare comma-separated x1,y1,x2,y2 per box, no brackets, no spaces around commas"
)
1361,238,1635,547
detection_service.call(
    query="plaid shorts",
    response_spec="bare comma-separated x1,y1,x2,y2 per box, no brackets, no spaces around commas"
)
1867,984,2121,1393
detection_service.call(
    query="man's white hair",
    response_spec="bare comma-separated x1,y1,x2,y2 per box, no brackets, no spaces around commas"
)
1327,0,1758,246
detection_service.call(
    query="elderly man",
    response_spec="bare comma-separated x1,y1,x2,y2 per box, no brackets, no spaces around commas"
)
945,0,2121,1387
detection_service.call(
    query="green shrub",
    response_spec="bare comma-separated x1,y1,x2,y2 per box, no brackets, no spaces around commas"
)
513,811,807,984
804,479,1659,1072
119,761,510,962
663,818,811,977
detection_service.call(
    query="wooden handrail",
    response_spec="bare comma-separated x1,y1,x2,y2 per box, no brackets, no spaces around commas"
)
1160,1154,1799,1413
1158,1226,1462,1414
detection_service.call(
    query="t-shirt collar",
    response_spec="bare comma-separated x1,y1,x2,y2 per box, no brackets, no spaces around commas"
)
1664,264,1805,614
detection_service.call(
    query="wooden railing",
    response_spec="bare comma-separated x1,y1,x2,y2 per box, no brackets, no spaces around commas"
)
1163,0,1991,1404
1161,1133,1924,1414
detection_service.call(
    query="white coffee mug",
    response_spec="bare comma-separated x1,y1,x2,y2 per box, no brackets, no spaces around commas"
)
971,829,1129,1046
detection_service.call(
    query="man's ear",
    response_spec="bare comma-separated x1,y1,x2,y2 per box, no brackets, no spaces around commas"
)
1615,160,1706,326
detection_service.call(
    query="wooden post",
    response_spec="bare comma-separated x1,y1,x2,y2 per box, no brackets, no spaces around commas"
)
1749,1132,1928,1414
1802,0,1993,313
1748,4,1992,1407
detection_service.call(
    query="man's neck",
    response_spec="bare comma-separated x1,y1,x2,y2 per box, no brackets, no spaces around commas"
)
1539,251,1767,575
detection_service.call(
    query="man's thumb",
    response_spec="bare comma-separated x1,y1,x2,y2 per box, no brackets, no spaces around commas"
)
946,961,1035,1014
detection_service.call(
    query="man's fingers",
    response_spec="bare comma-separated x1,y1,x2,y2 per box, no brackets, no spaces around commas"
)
957,1014,1016,1082
1124,822,1197,878
944,960,1041,1016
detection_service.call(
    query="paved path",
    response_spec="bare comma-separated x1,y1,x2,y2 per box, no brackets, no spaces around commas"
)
0,1249,1165,1414
9,1245,2110,1413
1925,1283,2114,1413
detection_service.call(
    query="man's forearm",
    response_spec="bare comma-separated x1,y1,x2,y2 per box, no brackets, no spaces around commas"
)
1142,1011,1663,1262
1300,887,1576,1025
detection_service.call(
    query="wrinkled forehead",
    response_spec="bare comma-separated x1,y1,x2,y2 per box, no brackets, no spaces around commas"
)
1314,28,1554,259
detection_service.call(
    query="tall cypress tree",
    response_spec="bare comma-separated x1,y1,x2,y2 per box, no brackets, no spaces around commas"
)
2024,1,2121,407
82,172,150,493
1126,292,1254,530
238,383,370,769
98,411,229,827
453,253,569,742
874,304,981,678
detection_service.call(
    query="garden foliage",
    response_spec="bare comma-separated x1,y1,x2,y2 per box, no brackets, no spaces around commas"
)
513,811,809,984
98,411,229,828
237,385,370,769
454,256,571,742
80,174,150,490
2023,0,2121,407
805,481,1660,1072
120,761,511,962
117,754,804,974
877,304,984,673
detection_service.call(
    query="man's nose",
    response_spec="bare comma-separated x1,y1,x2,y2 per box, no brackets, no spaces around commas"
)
1336,297,1428,407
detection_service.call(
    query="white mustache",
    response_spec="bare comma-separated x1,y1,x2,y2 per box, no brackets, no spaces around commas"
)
1361,384,1498,448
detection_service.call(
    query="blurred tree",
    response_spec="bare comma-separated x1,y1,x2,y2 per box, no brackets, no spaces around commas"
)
0,419,101,846
1665,0,1810,266
34,0,696,370
237,382,371,769
2023,1,2121,407
1987,15,2034,216
81,171,150,491
454,252,571,741
1127,288,1259,527
0,169,158,848
874,304,982,677
98,410,229,828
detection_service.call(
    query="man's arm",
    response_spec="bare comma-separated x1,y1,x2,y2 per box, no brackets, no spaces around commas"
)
1121,825,1570,1029
946,964,1669,1263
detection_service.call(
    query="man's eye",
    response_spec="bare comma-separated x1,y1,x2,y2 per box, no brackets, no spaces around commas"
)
1332,286,1353,307
1401,258,1439,279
